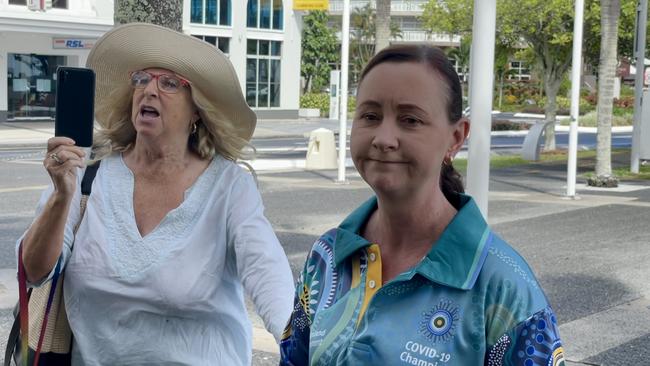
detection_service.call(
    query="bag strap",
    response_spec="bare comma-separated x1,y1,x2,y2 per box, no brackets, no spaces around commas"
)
5,298,22,366
14,161,101,366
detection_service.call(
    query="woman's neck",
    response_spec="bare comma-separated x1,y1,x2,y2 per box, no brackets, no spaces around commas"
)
369,189,457,254
365,189,458,283
125,137,195,174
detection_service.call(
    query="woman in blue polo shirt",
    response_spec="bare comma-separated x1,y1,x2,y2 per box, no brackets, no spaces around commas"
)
280,44,565,366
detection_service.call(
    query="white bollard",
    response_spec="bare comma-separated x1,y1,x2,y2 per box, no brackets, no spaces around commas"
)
305,128,338,170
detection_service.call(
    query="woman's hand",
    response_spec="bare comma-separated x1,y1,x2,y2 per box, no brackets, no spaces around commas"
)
45,137,86,198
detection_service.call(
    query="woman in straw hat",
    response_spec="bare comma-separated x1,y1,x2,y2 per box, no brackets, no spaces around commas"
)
18,23,294,365
280,45,564,365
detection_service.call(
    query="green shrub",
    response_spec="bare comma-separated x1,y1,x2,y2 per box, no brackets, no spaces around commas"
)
503,94,518,104
613,106,632,116
502,81,540,104
558,76,571,97
348,95,356,113
572,111,633,127
300,93,357,116
300,93,330,115
536,96,594,115
492,120,529,131
538,96,571,110
620,85,635,96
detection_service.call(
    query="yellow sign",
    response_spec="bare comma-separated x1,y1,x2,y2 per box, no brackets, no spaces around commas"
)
293,0,329,11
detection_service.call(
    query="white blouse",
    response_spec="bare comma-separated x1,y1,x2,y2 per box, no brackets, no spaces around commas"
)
18,154,294,365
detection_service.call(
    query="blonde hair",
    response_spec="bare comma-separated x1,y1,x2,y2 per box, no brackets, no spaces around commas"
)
92,83,251,161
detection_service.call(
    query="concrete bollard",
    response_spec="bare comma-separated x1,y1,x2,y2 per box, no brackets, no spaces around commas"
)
305,128,338,170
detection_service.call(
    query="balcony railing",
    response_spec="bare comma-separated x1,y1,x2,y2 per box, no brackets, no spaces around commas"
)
335,30,460,46
329,0,428,14
394,31,460,44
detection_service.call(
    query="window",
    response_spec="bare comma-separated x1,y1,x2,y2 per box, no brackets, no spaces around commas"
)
508,60,531,81
9,0,67,8
247,0,283,30
398,17,421,31
191,0,231,26
192,35,230,55
246,39,281,107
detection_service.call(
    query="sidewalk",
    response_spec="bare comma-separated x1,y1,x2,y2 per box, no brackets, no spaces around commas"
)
0,118,634,147
0,118,344,146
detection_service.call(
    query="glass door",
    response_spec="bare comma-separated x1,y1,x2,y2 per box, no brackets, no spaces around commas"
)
7,54,65,119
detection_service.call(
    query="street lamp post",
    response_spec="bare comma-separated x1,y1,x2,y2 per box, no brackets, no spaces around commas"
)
336,0,351,183
567,0,585,197
632,0,648,174
466,0,497,218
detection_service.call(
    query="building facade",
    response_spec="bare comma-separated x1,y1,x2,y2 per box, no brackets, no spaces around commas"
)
0,0,303,121
329,0,459,46
328,0,530,83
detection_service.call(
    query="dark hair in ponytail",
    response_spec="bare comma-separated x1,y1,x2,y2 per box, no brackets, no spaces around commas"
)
358,44,465,201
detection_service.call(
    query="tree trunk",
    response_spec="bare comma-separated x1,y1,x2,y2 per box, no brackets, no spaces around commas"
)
595,0,620,178
375,0,391,54
543,75,562,151
498,75,504,109
303,75,312,94
114,0,183,32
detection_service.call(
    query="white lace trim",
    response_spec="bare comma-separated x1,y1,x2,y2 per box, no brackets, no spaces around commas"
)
102,154,223,280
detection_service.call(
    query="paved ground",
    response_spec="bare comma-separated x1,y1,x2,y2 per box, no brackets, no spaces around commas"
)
1,119,649,365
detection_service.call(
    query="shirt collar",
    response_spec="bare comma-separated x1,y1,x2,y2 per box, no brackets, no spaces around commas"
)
334,194,492,290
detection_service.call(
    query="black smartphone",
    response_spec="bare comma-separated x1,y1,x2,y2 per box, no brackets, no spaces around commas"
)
54,67,95,147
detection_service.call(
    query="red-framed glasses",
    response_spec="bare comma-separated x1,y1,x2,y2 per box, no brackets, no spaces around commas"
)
129,70,191,94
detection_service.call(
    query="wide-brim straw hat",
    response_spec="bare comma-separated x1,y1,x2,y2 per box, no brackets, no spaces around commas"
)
86,22,256,142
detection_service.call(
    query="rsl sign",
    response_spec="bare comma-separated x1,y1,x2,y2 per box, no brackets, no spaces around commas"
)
52,38,96,49
293,0,329,10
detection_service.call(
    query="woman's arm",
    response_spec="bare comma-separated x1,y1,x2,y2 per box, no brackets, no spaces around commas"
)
278,282,311,365
20,137,85,283
227,172,294,341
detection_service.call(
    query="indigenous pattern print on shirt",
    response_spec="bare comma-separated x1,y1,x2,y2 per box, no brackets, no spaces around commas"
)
280,195,565,366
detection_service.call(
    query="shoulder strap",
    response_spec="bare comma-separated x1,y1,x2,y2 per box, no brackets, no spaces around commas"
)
75,161,100,233
81,161,100,196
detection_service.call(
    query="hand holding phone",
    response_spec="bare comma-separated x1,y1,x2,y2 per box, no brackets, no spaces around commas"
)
54,67,95,147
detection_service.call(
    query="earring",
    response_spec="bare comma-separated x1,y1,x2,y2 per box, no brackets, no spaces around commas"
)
191,121,198,135
442,154,453,166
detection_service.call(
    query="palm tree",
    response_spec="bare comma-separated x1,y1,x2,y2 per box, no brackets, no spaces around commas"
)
591,0,621,187
447,37,471,83
375,0,391,54
494,45,515,110
114,0,182,31
350,3,402,84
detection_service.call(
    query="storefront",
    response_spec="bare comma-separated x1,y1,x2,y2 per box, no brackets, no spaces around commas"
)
0,1,113,121
1,0,302,121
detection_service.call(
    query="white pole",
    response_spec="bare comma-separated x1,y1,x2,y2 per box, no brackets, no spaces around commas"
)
632,0,648,174
466,0,497,218
336,0,351,183
567,0,585,197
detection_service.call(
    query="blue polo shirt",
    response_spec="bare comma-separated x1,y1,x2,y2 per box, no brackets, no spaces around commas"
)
280,194,565,366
